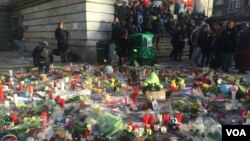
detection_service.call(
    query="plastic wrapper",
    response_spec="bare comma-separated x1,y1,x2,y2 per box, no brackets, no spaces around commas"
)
97,112,123,137
186,117,222,141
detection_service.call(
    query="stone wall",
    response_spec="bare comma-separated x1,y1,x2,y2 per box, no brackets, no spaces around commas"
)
10,0,115,63
0,7,11,50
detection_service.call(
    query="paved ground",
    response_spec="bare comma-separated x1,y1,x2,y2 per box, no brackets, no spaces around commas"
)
0,50,249,80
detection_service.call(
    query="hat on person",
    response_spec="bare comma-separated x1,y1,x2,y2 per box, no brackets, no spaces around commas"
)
40,41,49,47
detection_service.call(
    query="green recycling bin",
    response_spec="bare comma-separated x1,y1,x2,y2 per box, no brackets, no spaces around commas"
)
129,32,155,65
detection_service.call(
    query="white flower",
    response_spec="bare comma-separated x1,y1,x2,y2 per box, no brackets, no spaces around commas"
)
133,49,137,52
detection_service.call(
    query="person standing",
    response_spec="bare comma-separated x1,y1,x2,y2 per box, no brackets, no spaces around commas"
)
14,26,28,59
236,23,250,74
55,21,70,63
222,21,237,73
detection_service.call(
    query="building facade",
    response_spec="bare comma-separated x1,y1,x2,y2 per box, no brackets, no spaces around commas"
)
212,0,250,22
0,0,115,63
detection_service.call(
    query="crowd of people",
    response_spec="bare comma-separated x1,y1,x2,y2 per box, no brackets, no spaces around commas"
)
112,0,250,74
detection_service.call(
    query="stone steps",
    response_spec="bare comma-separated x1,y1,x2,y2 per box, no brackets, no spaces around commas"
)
154,37,190,59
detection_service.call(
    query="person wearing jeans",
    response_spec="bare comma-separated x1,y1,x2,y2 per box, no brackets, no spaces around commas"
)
14,40,25,59
14,26,28,59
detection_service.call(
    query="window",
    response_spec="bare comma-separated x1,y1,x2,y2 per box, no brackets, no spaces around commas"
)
229,0,236,10
236,0,241,8
215,0,223,5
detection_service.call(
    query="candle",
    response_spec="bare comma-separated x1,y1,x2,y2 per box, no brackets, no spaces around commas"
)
154,124,160,132
60,99,65,109
51,64,54,69
13,94,18,104
143,114,149,126
24,91,29,97
176,113,183,124
163,114,170,125
10,113,18,124
19,84,24,93
97,80,101,87
9,70,13,77
41,112,48,122
148,114,155,128
29,85,34,97
0,85,4,101
60,80,65,91
160,126,167,133
4,100,10,108
157,114,163,124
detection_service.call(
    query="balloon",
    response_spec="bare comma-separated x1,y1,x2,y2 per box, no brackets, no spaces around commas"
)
219,85,230,94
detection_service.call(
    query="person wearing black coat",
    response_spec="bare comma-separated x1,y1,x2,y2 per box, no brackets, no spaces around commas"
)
222,21,237,72
55,21,70,63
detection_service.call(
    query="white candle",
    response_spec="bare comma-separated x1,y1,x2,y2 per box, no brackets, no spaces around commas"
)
4,101,10,108
154,124,160,132
97,80,101,87
60,80,65,91
70,63,73,67
13,94,18,104
161,126,167,133
9,70,13,77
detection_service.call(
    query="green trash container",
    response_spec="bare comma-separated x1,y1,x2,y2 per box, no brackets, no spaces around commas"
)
96,40,110,64
129,32,155,66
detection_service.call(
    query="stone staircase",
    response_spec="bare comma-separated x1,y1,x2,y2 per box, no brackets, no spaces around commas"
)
154,37,190,60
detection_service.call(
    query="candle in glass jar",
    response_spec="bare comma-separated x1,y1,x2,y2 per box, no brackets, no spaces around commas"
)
154,124,160,132
9,70,13,77
4,100,10,108
60,80,65,91
19,84,24,93
13,94,18,104
161,126,167,133
29,85,34,97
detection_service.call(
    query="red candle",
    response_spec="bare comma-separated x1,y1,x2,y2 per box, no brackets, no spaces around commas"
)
54,80,57,87
163,114,170,125
176,113,183,124
55,96,62,104
239,109,246,117
10,113,18,125
143,114,149,126
41,112,48,122
19,84,24,93
0,85,4,101
29,85,34,96
60,99,65,109
148,114,155,128
71,80,77,90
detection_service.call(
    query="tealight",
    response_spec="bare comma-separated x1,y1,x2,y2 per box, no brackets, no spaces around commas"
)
154,124,160,132
4,100,10,108
161,126,167,133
